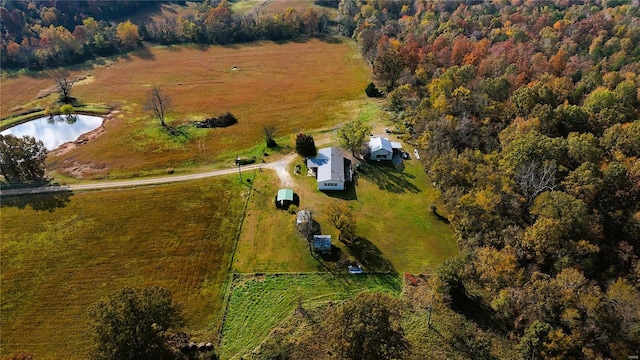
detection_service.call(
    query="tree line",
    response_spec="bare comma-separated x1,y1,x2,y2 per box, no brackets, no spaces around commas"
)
0,0,331,69
343,0,639,358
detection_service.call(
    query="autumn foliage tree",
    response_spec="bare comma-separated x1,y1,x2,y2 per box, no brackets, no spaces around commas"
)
116,20,139,49
0,134,48,184
88,286,184,360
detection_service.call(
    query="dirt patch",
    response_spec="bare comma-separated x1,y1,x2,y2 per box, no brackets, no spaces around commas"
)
57,158,110,179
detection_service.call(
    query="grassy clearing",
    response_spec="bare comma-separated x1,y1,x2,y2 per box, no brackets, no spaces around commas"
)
230,0,330,16
219,273,401,359
0,178,245,359
350,159,457,273
236,146,456,275
235,170,321,273
1,40,370,179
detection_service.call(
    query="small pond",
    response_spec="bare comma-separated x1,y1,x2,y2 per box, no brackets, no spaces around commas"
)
1,114,103,150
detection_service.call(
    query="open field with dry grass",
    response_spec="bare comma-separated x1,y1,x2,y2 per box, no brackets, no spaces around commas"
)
1,39,371,179
231,0,331,15
0,177,245,359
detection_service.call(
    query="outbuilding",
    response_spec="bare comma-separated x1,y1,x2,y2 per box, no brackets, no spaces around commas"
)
274,188,298,209
312,235,332,254
368,136,393,160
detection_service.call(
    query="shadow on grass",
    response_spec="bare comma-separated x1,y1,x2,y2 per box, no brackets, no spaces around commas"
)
317,36,345,44
358,161,421,194
130,47,156,60
324,181,358,201
345,236,396,274
165,124,192,141
1,189,73,212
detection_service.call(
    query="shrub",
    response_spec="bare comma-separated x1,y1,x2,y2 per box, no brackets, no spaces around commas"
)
365,82,383,98
195,112,238,128
288,204,298,214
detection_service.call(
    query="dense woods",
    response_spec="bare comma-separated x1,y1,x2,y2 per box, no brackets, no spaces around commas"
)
342,0,640,358
0,0,329,69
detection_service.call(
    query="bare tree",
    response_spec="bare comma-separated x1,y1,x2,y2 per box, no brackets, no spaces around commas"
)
263,125,277,147
516,160,558,204
144,86,172,127
54,74,76,103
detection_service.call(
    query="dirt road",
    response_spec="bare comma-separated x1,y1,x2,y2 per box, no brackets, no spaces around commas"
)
0,154,297,196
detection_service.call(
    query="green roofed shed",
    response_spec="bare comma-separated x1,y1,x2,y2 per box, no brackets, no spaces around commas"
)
275,188,298,209
277,188,294,201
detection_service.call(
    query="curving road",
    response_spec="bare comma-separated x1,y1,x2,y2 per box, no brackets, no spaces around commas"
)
0,154,297,196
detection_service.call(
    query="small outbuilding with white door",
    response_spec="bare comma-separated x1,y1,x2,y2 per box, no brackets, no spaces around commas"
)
368,136,403,161
368,136,393,160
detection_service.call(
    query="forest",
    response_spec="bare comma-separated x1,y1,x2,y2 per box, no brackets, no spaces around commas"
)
0,0,330,69
343,0,639,358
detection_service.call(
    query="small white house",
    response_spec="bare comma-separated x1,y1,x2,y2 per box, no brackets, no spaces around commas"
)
307,147,351,191
368,136,393,160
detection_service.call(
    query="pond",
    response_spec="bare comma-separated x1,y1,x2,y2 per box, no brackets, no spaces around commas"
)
1,114,103,150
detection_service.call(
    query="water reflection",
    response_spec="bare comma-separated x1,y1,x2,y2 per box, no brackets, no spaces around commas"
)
1,114,103,150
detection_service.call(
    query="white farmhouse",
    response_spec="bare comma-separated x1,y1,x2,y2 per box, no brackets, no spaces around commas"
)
307,147,352,190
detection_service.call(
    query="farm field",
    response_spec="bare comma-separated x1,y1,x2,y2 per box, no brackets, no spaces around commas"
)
1,39,371,179
0,177,245,359
218,273,402,359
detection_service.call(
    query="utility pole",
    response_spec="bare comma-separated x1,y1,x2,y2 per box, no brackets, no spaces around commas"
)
236,156,242,183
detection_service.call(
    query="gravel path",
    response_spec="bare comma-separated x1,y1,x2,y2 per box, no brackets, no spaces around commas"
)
0,154,298,196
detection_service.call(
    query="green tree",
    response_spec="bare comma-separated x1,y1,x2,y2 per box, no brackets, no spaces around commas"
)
0,134,47,183
326,292,409,360
295,133,316,158
337,119,371,158
88,286,183,360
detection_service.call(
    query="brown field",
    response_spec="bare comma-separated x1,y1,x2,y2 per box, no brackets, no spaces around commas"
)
1,39,371,178
0,178,245,359
231,0,329,15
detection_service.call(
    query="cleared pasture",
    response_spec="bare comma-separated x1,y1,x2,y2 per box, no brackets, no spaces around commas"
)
219,273,401,359
1,39,370,178
0,178,245,359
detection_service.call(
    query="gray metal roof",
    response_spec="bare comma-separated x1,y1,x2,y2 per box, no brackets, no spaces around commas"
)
307,147,345,183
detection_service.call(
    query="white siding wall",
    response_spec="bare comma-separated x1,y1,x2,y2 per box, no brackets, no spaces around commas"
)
370,149,392,160
318,180,345,190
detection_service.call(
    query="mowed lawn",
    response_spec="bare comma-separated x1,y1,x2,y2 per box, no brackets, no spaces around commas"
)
219,273,401,359
0,178,245,359
236,147,457,274
1,39,371,178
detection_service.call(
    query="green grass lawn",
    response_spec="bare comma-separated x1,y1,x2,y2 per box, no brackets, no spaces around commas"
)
236,149,457,275
234,169,322,273
218,273,401,359
351,159,457,274
0,178,245,359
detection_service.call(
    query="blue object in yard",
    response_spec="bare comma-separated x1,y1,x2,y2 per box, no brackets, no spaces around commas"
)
348,265,363,274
